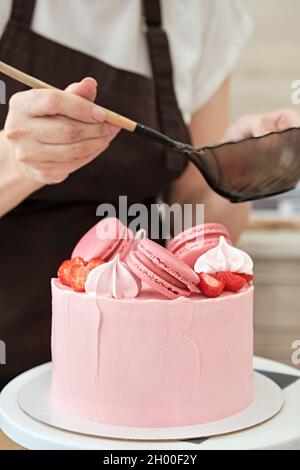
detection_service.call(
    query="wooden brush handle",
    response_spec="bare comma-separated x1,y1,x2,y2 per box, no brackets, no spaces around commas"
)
0,61,137,132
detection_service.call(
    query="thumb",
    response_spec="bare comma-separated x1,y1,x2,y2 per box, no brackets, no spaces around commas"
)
65,77,98,102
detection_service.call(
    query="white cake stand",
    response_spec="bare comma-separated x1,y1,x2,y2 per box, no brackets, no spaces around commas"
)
16,366,283,441
1,357,299,450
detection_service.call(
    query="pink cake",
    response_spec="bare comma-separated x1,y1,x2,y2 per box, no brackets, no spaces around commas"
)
51,220,254,428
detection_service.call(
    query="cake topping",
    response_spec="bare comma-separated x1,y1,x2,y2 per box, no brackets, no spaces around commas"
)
167,222,232,268
57,257,105,292
238,273,254,283
127,238,199,299
71,217,134,262
85,255,141,298
194,236,253,275
57,257,86,287
198,273,225,298
70,264,90,292
214,271,248,293
194,236,253,297
86,258,105,271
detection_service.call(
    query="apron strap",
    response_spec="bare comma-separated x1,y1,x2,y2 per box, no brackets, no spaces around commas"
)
142,0,189,173
10,0,36,28
143,0,161,27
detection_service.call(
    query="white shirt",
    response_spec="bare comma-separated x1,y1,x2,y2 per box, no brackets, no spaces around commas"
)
0,0,252,123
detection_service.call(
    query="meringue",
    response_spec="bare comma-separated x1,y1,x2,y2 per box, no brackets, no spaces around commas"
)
85,255,140,298
194,236,253,274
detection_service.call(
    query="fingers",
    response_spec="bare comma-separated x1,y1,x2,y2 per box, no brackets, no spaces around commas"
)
254,110,300,135
4,79,122,187
225,108,300,142
22,147,106,185
11,87,106,123
237,114,270,138
264,108,300,131
66,77,98,102
251,115,278,137
31,116,119,144
223,116,254,141
15,135,114,164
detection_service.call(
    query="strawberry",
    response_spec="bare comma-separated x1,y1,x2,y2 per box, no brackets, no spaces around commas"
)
198,273,225,298
57,257,86,287
57,259,73,286
86,258,105,272
215,271,247,292
238,273,254,283
72,256,86,266
69,264,89,292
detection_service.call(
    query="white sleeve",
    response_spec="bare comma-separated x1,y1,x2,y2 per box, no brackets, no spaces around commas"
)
193,0,253,112
0,0,11,38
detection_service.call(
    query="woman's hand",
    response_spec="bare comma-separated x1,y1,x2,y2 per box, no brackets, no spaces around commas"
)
224,107,300,141
3,77,120,184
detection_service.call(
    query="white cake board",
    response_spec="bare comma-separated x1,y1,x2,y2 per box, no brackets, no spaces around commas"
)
13,363,283,442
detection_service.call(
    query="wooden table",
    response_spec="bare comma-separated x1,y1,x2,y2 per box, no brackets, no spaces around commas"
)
0,431,23,450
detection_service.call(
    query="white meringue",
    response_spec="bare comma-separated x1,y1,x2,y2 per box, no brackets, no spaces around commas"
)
85,255,140,298
194,236,253,274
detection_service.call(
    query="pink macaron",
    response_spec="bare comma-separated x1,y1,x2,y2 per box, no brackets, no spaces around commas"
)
71,217,134,262
127,239,199,299
167,223,231,268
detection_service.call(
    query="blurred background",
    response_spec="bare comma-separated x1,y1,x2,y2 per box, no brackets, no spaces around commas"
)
232,0,300,368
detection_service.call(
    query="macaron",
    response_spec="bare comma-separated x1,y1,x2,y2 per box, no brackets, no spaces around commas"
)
71,217,134,262
127,239,199,299
167,223,231,268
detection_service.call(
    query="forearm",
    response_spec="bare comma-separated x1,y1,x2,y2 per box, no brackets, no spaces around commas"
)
0,131,43,217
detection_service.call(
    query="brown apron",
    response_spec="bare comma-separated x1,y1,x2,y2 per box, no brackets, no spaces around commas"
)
0,0,190,387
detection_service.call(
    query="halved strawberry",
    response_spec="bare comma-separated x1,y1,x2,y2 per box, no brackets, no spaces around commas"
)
69,264,89,292
72,256,86,266
86,258,105,272
238,273,254,283
57,257,86,287
215,271,247,292
57,259,73,286
198,273,225,298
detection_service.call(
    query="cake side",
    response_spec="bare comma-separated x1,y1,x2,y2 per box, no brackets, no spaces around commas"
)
51,280,253,427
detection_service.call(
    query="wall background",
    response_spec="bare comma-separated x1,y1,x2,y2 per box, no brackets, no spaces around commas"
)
231,0,300,369
231,0,300,119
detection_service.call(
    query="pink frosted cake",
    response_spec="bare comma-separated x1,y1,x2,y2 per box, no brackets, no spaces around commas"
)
51,219,254,427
